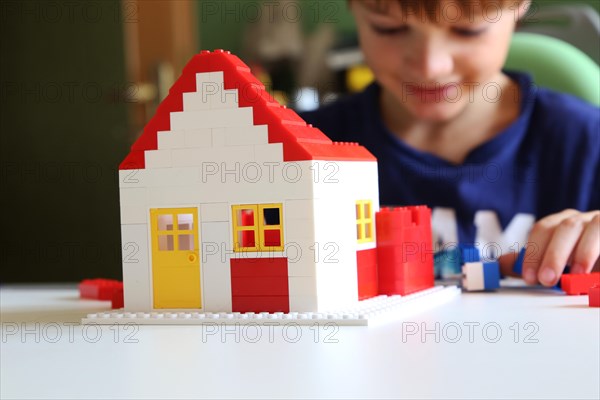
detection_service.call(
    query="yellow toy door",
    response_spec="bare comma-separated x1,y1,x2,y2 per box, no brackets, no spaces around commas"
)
150,208,201,309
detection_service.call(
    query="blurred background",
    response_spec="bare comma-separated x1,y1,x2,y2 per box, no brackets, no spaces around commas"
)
1,0,599,282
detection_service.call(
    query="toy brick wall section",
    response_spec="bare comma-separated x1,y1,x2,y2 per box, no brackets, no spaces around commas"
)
144,71,267,169
357,248,378,300
376,206,435,296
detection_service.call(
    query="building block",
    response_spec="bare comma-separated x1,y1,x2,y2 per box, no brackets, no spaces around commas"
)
184,128,212,148
230,258,288,277
589,284,600,307
200,202,229,222
482,262,501,290
119,187,148,207
210,89,239,110
513,247,526,275
561,272,600,295
459,244,480,263
112,286,124,309
157,130,186,149
182,91,211,111
79,279,123,301
357,248,378,300
375,206,434,296
254,143,284,162
120,205,147,225
462,263,484,291
287,277,318,298
231,277,289,296
218,126,269,146
170,108,254,130
462,261,500,291
144,149,172,169
194,71,217,92
288,295,318,312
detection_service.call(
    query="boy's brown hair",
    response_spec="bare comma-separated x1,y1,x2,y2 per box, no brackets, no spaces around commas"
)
352,0,527,22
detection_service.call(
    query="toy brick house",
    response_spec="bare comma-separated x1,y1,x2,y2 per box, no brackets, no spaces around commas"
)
118,50,433,314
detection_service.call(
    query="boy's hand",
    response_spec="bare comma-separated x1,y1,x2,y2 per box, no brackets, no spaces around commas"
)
499,209,600,286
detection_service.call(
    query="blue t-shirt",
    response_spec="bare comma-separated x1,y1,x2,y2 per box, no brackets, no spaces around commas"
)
301,71,600,245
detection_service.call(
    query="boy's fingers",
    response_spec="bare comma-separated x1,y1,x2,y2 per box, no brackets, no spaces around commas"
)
523,209,580,285
538,216,586,286
523,228,553,284
571,213,600,274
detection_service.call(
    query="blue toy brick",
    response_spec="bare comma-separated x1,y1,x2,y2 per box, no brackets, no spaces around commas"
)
459,244,480,264
513,247,526,275
483,261,501,290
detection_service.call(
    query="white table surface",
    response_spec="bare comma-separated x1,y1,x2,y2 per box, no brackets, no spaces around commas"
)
1,282,599,400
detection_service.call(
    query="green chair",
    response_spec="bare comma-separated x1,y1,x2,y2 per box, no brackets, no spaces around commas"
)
505,32,600,105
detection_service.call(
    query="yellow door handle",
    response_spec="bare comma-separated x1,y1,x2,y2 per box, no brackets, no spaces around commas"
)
188,253,197,263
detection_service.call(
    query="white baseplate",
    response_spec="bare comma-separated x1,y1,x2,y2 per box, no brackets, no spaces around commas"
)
82,286,460,326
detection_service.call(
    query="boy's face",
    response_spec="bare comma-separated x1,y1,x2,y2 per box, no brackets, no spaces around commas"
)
351,1,529,122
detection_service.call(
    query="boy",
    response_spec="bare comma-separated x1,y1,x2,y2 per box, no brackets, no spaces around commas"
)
301,0,599,286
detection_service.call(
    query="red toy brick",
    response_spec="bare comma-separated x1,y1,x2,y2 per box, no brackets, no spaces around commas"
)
230,258,288,277
561,272,600,295
287,141,377,162
284,124,333,144
357,248,378,300
589,284,600,307
79,279,123,301
375,206,434,296
231,276,289,296
111,286,124,309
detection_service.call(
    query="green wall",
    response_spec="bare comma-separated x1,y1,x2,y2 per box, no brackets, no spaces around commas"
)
1,0,130,282
198,0,356,56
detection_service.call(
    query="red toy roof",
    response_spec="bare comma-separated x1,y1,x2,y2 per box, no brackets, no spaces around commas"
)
120,50,375,170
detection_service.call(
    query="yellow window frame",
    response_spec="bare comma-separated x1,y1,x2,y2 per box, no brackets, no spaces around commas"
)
232,204,259,252
356,200,374,243
232,203,284,252
259,204,284,252
152,208,198,252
